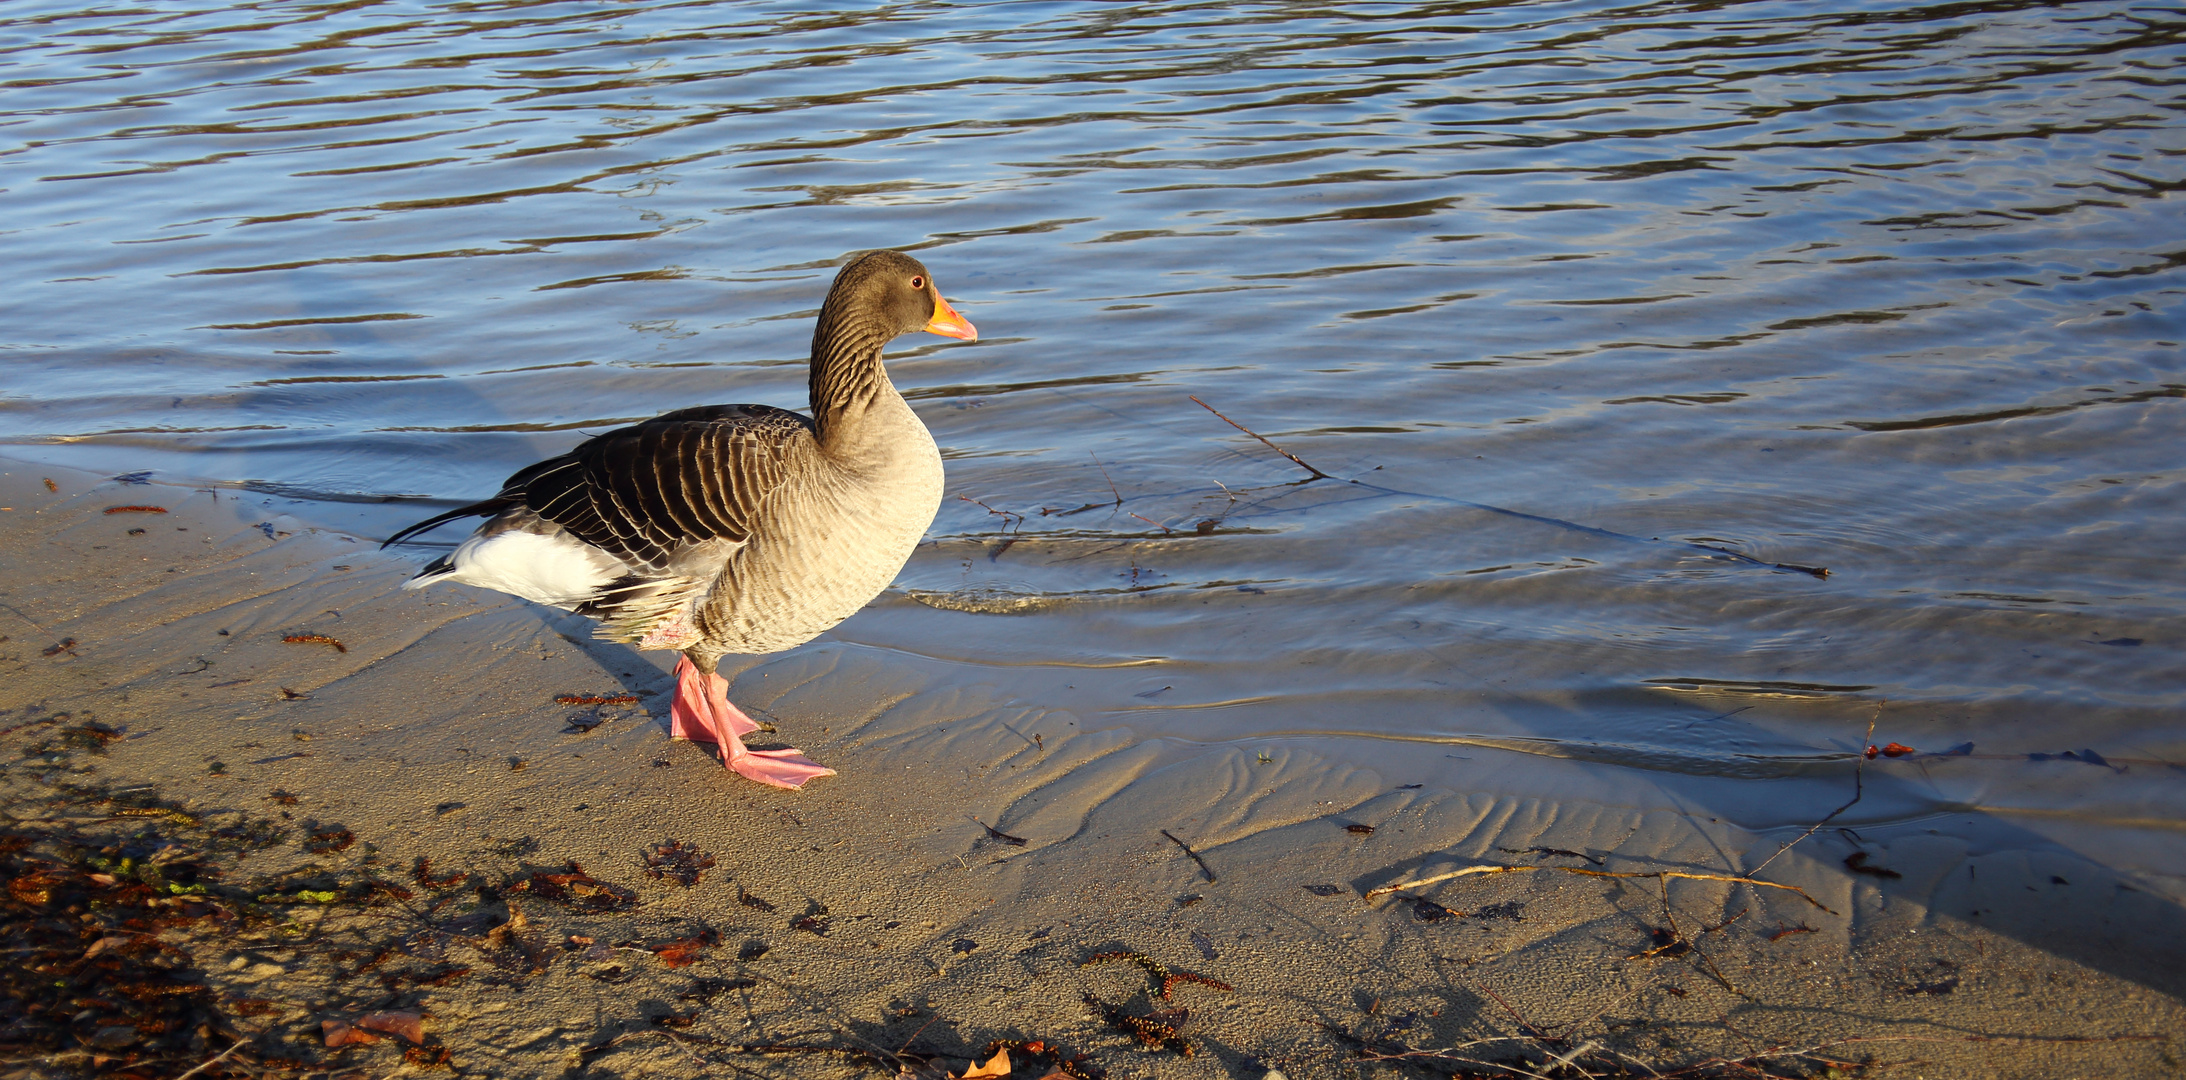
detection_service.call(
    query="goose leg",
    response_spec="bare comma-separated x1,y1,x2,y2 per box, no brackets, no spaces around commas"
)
670,655,835,789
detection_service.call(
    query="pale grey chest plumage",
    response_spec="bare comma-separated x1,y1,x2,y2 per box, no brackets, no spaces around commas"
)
698,392,942,654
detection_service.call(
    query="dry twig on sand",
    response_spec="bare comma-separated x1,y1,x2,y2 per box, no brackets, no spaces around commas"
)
1364,863,1834,914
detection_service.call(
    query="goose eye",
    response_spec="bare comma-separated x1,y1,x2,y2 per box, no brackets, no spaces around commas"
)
909,275,925,290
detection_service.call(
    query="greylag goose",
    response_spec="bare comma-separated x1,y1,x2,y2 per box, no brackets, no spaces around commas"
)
382,250,975,788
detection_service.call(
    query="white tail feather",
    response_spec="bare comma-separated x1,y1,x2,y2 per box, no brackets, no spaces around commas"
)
429,529,625,609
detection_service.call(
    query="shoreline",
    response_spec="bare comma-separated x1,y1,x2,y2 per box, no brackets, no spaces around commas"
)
3,457,2181,1079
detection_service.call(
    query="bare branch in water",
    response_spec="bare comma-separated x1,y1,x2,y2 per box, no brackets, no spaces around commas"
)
1189,395,1332,480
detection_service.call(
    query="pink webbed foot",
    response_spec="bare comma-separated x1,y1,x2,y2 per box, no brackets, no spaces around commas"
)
669,656,835,790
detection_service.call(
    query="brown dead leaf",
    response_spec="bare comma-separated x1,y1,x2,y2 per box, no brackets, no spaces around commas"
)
323,1020,381,1047
356,1009,426,1043
649,929,720,969
83,935,131,958
959,1048,1012,1078
510,862,637,911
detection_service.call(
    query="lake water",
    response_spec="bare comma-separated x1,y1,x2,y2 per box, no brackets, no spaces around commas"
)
3,1,2182,890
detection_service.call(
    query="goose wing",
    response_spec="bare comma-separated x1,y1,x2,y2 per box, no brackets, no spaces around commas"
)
519,403,816,571
388,403,817,570
387,404,816,644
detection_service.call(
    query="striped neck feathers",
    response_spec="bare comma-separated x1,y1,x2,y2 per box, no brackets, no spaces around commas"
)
806,309,897,444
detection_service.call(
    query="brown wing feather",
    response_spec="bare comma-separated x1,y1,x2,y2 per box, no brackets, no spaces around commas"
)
520,404,815,572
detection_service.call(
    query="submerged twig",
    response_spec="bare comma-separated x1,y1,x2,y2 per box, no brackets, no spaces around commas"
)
1185,393,1828,578
1747,708,1880,878
1189,395,1332,480
1091,453,1124,507
957,494,1024,532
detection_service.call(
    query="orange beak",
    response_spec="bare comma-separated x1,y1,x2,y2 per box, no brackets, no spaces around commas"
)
923,294,978,341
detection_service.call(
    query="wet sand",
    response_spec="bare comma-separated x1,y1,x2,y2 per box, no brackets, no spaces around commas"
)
3,458,2181,1079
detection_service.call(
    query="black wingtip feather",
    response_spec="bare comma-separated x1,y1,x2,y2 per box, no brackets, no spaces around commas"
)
381,498,510,549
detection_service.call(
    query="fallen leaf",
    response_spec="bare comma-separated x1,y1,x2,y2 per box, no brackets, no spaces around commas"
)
959,1048,1012,1078
650,929,720,969
356,1009,426,1043
323,1020,381,1047
510,862,637,911
83,935,130,958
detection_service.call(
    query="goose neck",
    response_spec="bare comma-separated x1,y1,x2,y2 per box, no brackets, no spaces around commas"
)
807,313,892,441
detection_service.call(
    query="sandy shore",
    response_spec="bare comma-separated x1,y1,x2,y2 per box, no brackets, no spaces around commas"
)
2,457,2180,1079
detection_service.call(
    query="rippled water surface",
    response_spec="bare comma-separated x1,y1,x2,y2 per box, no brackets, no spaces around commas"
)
5,1,2183,879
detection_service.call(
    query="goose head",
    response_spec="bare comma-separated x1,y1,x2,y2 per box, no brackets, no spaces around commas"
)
822,249,977,344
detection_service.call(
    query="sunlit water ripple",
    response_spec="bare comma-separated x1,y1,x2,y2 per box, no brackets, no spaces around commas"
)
3,0,2181,874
